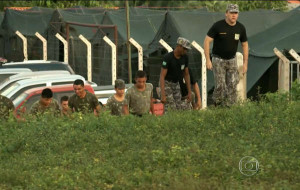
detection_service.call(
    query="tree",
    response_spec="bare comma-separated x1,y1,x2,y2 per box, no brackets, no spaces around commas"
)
0,0,288,11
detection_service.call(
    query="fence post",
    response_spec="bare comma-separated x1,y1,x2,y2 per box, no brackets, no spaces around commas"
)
79,35,92,82
191,41,207,109
15,31,28,61
289,49,300,83
103,36,117,85
35,32,47,61
159,39,173,53
236,52,247,101
129,38,143,71
55,33,68,63
274,47,290,92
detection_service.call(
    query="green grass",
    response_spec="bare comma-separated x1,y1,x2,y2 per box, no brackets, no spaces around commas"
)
0,90,299,189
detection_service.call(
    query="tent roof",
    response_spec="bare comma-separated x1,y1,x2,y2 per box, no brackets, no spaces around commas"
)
103,8,166,47
1,8,54,36
248,9,300,57
52,8,106,40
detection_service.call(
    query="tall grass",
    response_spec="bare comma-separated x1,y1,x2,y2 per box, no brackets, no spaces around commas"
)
0,82,299,189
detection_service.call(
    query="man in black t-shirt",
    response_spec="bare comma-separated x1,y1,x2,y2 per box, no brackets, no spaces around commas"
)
204,4,248,106
159,37,192,111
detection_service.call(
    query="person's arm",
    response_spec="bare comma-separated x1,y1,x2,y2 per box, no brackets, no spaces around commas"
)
105,97,113,113
68,97,75,113
150,88,154,114
95,104,101,116
159,68,168,104
123,105,129,115
8,100,15,116
123,91,130,115
91,95,101,116
183,68,192,102
241,41,249,74
29,103,38,116
204,35,214,70
54,101,61,116
192,82,201,110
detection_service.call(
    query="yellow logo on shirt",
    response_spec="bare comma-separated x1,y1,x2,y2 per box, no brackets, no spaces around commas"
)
235,34,240,40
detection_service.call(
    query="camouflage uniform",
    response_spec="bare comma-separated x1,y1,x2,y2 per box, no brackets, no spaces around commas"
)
181,91,195,110
68,91,99,114
0,95,15,120
160,37,192,112
125,83,153,116
179,69,197,110
206,4,247,106
164,80,182,111
212,56,239,106
106,95,128,116
30,99,60,115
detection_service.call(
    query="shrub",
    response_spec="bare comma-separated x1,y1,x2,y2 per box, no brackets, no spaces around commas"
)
0,90,299,189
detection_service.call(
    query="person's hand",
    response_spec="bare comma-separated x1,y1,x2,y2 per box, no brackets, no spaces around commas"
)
194,101,201,110
206,60,213,70
161,95,167,104
187,93,192,103
243,64,248,74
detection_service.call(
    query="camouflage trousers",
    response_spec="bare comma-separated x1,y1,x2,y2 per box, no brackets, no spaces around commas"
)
163,80,182,111
212,56,239,106
181,92,195,110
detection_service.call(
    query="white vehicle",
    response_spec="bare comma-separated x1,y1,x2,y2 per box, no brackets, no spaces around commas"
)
0,68,32,81
1,74,86,101
0,60,75,74
1,60,98,87
0,70,71,92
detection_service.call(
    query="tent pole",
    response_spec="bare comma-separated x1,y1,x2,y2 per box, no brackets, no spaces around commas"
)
35,32,47,61
274,47,290,93
126,0,132,83
79,35,92,82
236,52,247,101
15,31,28,61
191,41,207,109
129,37,143,71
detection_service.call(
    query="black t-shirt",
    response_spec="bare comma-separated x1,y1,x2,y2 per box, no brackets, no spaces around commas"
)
162,51,188,83
179,69,196,97
207,19,247,59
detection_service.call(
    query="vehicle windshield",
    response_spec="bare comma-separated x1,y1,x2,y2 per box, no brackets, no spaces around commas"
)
2,63,74,74
1,82,20,97
13,92,28,107
0,77,9,86
0,74,14,81
0,79,22,94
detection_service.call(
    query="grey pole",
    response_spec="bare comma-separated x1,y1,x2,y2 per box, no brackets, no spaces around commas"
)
126,0,132,83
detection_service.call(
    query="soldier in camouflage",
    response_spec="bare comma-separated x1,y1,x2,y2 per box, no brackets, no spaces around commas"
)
159,37,192,112
29,88,60,116
68,79,101,116
60,96,72,116
123,70,154,116
204,4,248,106
106,79,128,116
0,95,15,120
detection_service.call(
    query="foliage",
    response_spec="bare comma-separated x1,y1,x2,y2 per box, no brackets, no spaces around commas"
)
0,0,288,11
0,90,299,189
